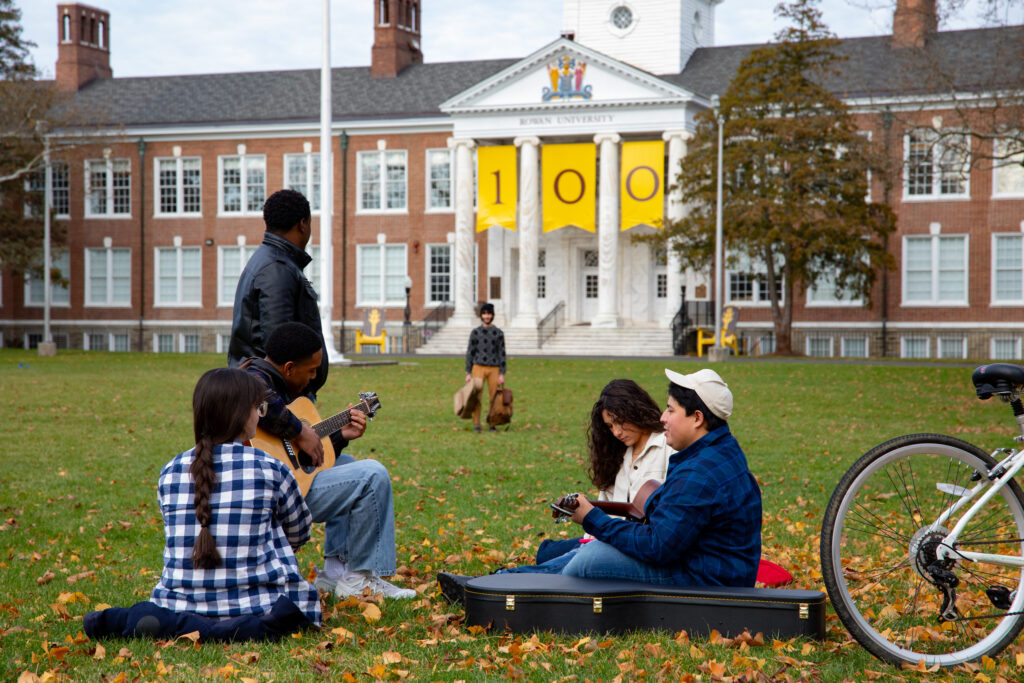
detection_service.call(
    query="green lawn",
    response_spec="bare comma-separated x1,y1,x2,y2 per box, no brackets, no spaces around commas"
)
2,350,1022,681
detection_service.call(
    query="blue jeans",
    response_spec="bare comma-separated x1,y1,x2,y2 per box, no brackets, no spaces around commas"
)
562,540,684,585
303,455,398,576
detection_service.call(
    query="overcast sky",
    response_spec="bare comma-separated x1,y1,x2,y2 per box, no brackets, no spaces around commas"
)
19,0,1022,79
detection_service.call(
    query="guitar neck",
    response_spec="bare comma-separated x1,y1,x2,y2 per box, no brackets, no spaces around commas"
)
592,500,636,518
312,401,369,439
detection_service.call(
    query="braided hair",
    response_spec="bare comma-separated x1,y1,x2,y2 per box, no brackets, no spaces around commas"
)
189,368,266,569
586,379,665,492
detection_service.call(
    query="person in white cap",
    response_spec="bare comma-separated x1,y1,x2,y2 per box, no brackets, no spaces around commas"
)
553,367,761,587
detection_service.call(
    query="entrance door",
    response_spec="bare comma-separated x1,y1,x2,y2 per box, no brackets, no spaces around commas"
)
651,247,668,321
580,249,599,323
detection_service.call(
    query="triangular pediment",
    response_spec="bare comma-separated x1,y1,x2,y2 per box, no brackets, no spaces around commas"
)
440,38,698,114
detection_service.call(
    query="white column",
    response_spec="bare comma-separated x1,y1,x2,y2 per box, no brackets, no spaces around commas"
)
661,130,692,328
448,137,477,326
592,132,621,328
318,0,344,361
511,136,540,328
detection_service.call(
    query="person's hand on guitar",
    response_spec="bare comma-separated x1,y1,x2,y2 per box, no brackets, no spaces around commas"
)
294,424,324,467
340,403,367,442
570,497,593,525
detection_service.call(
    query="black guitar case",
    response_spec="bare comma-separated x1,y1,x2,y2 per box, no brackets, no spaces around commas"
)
463,573,825,639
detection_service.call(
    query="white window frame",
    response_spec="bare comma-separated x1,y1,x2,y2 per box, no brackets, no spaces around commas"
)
24,251,70,308
154,156,202,216
111,332,130,352
218,154,266,216
901,234,969,307
425,243,453,307
52,161,70,218
304,244,321,295
153,332,176,353
284,152,321,213
991,337,1023,361
356,242,408,307
726,252,784,307
992,136,1024,199
356,150,408,214
181,332,201,353
806,268,865,307
991,233,1024,305
903,129,970,201
84,158,132,217
805,336,834,358
84,246,131,307
217,245,259,307
154,246,202,308
840,336,869,358
425,148,453,212
83,332,109,351
901,336,931,359
938,336,967,360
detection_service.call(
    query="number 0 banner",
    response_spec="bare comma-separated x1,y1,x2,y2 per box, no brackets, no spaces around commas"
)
476,145,517,232
621,141,664,230
542,143,596,233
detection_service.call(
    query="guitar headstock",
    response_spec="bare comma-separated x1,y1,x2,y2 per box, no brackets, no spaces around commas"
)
358,391,381,419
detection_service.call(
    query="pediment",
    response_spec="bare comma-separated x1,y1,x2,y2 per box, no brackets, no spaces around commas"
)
440,38,697,114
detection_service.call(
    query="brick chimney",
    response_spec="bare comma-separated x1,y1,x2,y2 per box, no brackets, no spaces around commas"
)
371,0,423,78
892,0,937,49
56,3,112,91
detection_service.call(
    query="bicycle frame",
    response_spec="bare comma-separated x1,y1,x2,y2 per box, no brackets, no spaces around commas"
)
934,446,1024,568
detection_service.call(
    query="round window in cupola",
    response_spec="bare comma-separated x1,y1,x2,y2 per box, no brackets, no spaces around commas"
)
610,5,633,30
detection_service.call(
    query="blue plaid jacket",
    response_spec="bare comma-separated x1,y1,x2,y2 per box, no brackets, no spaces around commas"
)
582,425,762,587
150,441,321,625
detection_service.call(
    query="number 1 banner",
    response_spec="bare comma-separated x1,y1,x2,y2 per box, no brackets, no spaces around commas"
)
542,143,596,233
476,145,517,232
621,141,664,231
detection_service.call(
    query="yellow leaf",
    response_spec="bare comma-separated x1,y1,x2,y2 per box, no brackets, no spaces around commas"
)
331,626,355,640
381,651,403,664
17,672,42,683
982,655,997,671
362,603,382,622
93,643,106,660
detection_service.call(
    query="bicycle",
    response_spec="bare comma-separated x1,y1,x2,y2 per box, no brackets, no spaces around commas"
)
820,363,1024,667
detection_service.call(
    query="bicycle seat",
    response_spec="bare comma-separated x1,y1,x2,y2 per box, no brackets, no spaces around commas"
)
972,363,1024,399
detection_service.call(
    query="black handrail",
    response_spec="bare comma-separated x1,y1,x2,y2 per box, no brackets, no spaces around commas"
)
538,300,566,348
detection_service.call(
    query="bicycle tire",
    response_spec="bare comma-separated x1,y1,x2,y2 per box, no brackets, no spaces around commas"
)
821,433,1024,667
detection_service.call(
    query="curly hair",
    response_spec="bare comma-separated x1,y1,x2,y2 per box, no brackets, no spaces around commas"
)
586,379,665,492
262,188,311,234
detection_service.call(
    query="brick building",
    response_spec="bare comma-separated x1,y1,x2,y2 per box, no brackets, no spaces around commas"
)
3,0,1023,359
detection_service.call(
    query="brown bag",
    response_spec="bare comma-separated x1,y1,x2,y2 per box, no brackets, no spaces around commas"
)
454,377,484,419
487,384,513,427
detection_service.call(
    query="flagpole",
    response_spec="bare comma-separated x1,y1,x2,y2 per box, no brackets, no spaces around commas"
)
319,0,345,362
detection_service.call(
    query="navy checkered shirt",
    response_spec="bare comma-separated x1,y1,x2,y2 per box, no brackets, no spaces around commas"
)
150,441,321,625
582,425,762,587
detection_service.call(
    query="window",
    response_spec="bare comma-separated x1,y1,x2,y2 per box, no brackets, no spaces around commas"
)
156,157,202,215
23,163,67,218
85,158,131,216
284,153,321,212
218,245,258,306
938,337,966,359
357,243,407,305
901,336,930,359
219,154,266,215
304,245,321,294
183,333,201,353
358,151,407,212
841,337,868,358
155,246,201,306
85,332,106,351
993,235,1024,304
85,247,130,306
427,244,452,305
806,337,834,357
112,332,130,352
537,248,547,300
426,149,452,210
155,333,175,353
992,337,1022,360
903,235,967,305
807,269,864,306
655,248,667,299
728,253,783,305
25,251,70,306
993,137,1024,197
26,333,67,349
611,5,633,29
904,130,969,199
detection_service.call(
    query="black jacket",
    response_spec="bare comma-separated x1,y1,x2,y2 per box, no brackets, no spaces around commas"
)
228,232,328,397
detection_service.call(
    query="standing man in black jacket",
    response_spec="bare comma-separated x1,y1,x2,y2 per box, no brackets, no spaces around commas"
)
228,189,329,397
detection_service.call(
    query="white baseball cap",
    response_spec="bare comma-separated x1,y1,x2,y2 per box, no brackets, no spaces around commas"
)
664,368,733,420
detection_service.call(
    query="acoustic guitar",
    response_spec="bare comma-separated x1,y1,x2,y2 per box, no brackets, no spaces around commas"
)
550,479,661,523
249,392,381,496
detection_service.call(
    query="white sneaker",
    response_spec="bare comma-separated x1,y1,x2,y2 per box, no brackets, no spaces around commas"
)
331,571,416,599
312,569,338,594
367,575,416,599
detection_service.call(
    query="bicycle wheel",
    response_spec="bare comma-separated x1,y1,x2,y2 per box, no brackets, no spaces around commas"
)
821,433,1024,667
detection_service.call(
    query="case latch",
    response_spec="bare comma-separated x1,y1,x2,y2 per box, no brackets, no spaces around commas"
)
799,603,809,620
505,595,515,611
593,597,603,614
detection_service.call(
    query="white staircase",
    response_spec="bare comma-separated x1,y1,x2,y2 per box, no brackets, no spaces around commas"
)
416,323,673,357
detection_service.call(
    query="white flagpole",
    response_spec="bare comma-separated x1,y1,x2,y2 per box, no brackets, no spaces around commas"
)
319,0,345,362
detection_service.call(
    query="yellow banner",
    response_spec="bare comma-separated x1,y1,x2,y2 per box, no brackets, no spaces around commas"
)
476,145,517,231
621,141,664,230
542,143,595,233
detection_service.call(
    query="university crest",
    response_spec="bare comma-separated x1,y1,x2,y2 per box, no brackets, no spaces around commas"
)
542,55,592,101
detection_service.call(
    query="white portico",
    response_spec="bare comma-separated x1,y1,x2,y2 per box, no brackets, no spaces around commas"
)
439,37,709,331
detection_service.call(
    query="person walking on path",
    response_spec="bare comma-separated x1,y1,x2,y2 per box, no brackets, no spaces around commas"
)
464,302,506,432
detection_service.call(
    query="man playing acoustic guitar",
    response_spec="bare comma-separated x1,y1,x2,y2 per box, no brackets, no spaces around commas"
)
243,322,415,599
